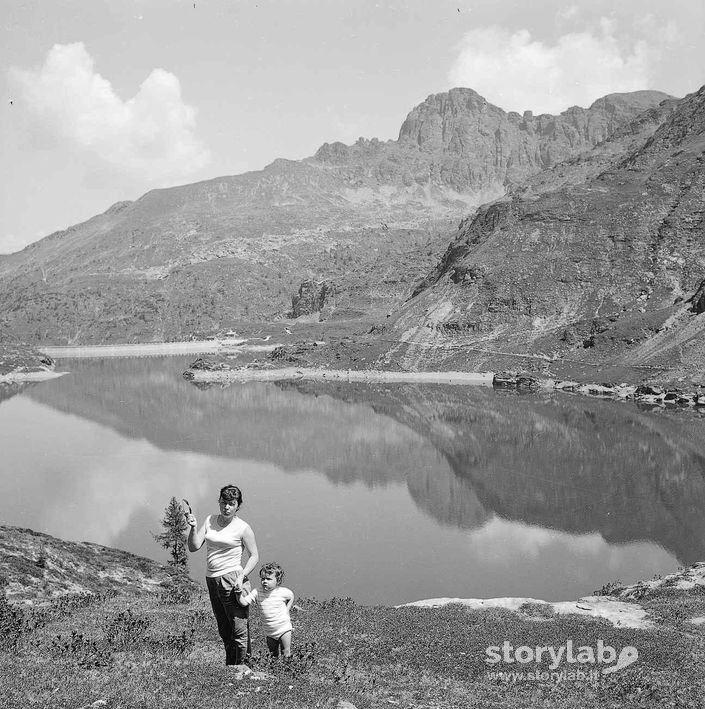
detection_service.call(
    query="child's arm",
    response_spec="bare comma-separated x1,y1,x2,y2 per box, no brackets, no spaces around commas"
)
283,587,295,611
238,588,258,606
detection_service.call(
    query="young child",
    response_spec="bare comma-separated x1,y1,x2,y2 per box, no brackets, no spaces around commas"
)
238,561,294,658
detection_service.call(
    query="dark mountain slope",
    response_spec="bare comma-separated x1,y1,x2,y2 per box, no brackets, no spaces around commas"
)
381,86,704,384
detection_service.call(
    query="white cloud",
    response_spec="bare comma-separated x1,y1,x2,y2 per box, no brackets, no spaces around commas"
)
10,42,210,180
468,517,606,564
448,22,652,114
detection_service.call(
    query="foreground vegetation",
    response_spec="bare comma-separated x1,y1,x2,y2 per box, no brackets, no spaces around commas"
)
2,579,705,709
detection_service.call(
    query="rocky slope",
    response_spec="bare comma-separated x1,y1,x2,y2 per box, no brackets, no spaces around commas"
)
0,525,193,603
379,86,704,384
0,89,670,344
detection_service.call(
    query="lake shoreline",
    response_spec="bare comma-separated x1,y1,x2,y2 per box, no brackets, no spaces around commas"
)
0,369,65,384
4,335,705,409
0,344,59,383
37,339,245,359
402,560,705,630
183,358,705,408
184,365,495,386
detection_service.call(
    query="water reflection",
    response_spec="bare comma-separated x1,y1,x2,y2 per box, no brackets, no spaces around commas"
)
292,380,705,563
21,358,454,489
1,356,703,603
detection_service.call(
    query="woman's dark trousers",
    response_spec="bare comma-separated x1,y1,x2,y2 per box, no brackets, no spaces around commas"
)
206,573,250,665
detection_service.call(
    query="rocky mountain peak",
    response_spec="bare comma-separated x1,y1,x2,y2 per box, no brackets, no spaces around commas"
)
397,87,501,150
392,87,674,189
313,141,352,164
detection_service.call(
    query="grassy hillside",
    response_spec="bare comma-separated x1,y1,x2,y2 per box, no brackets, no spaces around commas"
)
2,526,705,708
2,583,705,708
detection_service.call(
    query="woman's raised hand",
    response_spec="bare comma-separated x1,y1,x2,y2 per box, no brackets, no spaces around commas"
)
182,498,197,528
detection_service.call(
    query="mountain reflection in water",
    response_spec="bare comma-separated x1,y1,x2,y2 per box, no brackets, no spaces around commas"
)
298,381,705,565
2,355,704,603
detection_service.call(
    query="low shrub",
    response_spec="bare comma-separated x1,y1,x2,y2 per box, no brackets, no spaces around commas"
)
0,596,47,650
159,575,196,605
103,608,151,650
49,630,113,668
145,628,196,659
593,580,624,596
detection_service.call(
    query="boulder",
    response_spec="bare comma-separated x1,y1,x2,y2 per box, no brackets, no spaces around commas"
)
289,280,336,320
493,372,517,387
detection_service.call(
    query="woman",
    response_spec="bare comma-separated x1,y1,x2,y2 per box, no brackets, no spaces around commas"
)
186,484,259,665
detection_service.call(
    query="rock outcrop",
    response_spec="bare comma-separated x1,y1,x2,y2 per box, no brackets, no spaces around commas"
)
289,279,336,319
0,344,56,383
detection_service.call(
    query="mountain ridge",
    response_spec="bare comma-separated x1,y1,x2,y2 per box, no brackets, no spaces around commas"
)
0,87,673,344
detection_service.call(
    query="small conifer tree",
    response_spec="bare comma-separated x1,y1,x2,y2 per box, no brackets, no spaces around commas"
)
153,496,189,569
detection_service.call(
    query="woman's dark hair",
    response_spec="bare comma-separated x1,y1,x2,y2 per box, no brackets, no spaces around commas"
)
219,484,243,506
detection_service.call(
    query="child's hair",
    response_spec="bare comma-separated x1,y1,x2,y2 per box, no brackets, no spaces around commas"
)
219,484,243,506
259,562,284,584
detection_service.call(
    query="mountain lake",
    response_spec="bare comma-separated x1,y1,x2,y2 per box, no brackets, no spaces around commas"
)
2,354,704,605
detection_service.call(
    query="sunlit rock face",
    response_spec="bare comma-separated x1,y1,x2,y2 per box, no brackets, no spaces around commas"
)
395,88,673,189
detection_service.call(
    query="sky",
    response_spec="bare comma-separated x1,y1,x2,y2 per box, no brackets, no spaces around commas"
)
1,0,703,254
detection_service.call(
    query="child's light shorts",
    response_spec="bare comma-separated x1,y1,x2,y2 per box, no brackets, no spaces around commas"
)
265,621,292,639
